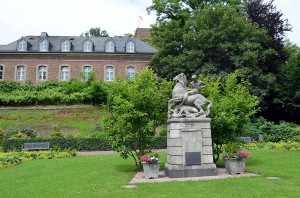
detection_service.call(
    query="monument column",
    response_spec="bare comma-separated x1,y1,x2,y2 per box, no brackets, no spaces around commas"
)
165,118,217,178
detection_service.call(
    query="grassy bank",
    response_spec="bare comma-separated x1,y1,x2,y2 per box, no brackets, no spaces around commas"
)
0,105,106,137
0,150,299,197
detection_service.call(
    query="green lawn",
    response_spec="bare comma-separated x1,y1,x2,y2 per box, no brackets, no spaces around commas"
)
0,106,106,137
0,150,299,198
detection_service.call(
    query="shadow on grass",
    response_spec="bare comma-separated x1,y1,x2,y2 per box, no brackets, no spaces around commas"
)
114,164,137,173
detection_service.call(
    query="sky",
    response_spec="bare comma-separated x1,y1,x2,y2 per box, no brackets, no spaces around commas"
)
0,0,299,46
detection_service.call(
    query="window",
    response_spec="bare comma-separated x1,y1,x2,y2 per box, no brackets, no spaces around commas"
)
40,40,48,51
60,66,69,81
62,41,70,51
105,41,114,52
127,66,135,80
18,40,27,51
16,65,25,81
105,66,114,81
38,66,47,81
126,41,135,53
84,41,92,52
0,65,3,80
83,66,92,81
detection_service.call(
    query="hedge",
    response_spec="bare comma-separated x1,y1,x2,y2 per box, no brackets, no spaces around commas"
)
2,137,167,152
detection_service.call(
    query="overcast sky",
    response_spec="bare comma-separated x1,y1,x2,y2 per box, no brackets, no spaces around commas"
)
0,0,299,46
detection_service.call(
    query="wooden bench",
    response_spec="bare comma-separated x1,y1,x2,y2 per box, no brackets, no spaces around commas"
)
22,142,50,151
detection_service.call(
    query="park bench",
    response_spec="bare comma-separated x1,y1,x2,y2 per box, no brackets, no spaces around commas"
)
22,142,50,151
236,136,253,142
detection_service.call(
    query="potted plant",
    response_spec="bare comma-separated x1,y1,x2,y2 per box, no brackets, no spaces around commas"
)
140,153,160,179
223,143,250,174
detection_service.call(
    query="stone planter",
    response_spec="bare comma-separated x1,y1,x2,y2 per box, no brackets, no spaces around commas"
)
142,162,160,179
224,158,246,174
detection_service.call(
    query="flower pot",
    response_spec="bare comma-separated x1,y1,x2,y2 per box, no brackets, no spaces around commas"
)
223,158,246,174
142,162,160,179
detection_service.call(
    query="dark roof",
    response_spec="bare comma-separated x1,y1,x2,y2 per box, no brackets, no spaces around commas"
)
0,33,157,54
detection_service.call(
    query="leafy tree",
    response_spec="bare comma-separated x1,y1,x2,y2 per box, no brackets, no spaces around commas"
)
83,27,109,37
247,0,292,74
102,69,172,170
273,42,300,123
201,73,259,162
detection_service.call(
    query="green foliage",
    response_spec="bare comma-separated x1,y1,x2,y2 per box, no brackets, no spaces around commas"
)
49,125,64,138
83,27,109,37
4,126,20,139
243,117,298,142
84,80,108,104
2,137,166,152
21,129,37,138
10,132,28,139
0,150,76,169
0,79,108,106
102,69,172,169
0,128,4,141
244,141,300,151
274,42,300,123
201,73,259,162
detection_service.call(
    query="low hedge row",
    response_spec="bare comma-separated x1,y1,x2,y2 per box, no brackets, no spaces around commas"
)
2,137,167,152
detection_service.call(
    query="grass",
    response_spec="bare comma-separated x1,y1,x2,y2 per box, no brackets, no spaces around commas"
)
0,106,106,137
0,150,299,197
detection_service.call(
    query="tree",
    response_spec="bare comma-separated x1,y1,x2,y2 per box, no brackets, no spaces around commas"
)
201,73,259,162
102,69,172,170
247,0,292,74
83,27,109,37
148,3,269,80
273,42,300,124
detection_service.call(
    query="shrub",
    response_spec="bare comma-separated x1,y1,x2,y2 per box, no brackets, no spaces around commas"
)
4,127,20,139
0,150,76,169
0,128,4,141
21,129,37,138
10,133,28,139
2,137,167,152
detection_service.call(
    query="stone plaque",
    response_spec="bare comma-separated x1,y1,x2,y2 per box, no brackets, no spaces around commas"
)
185,152,201,166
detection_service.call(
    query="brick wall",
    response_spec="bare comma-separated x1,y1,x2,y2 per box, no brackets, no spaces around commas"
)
0,53,151,83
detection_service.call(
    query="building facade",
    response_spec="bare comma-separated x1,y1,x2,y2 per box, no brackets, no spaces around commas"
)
0,32,157,83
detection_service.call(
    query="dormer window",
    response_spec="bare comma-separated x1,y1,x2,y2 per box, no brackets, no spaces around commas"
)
62,40,71,51
18,40,27,51
126,41,135,53
105,41,115,52
39,40,48,51
83,41,92,52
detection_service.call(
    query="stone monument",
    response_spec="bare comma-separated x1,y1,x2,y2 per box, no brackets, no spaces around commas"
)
165,73,217,178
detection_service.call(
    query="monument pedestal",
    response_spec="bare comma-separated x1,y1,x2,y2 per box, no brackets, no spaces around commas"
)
165,118,217,178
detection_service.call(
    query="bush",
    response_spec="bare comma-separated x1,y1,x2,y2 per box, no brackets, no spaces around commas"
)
4,127,20,139
0,128,4,141
0,150,76,169
243,117,298,142
2,137,167,152
21,129,37,138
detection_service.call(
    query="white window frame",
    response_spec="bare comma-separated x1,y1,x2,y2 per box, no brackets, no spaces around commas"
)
105,66,114,81
84,41,92,52
83,66,92,81
0,65,3,80
38,66,47,81
62,41,70,52
127,66,135,80
60,66,69,81
18,40,27,51
40,40,48,51
16,65,25,81
105,41,114,52
126,41,135,53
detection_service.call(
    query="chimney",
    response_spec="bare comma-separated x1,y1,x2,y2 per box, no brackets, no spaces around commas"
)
41,32,48,37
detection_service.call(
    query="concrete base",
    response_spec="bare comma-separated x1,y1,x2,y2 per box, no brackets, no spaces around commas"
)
165,164,217,178
166,118,217,178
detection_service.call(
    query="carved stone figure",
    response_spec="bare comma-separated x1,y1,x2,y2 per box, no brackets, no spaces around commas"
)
168,73,212,118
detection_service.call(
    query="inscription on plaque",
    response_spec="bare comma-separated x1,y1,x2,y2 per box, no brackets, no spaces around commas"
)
185,152,201,166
